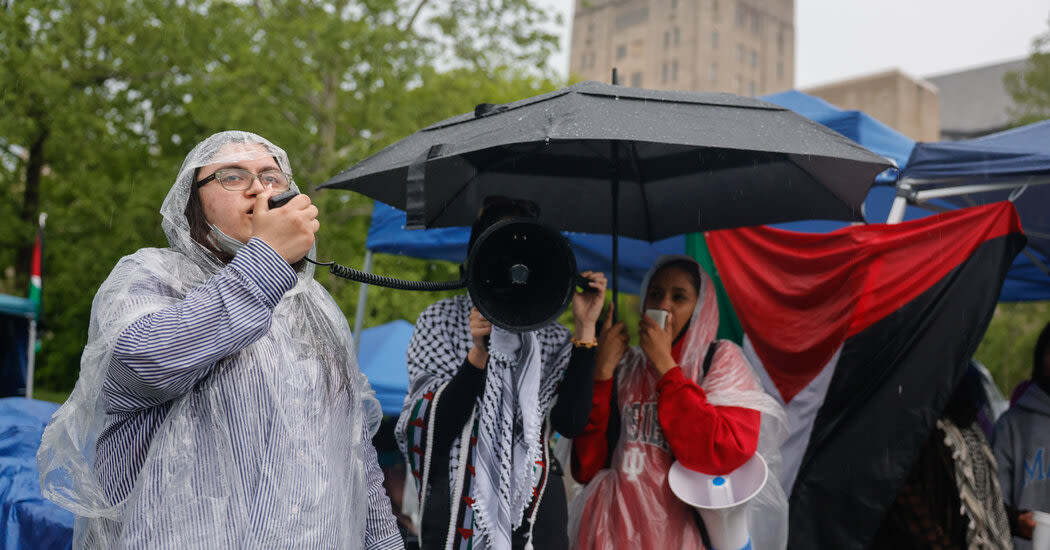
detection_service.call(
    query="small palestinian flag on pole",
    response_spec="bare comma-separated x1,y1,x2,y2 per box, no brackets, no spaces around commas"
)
699,202,1024,550
24,213,45,398
29,213,46,327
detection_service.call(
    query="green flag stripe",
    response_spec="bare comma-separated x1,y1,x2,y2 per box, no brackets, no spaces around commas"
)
686,232,744,344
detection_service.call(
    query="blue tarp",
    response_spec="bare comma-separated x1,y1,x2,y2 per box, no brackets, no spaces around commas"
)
0,397,73,549
900,120,1050,301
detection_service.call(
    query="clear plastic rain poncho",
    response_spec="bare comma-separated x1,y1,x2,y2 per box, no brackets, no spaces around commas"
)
567,255,789,550
36,131,385,548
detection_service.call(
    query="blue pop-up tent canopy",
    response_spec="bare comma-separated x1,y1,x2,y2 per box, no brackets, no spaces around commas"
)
1,294,37,398
900,119,1050,257
897,119,1050,301
356,319,414,416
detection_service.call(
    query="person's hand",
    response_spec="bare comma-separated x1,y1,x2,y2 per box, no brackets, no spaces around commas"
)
251,187,319,263
572,271,607,342
639,311,676,376
595,302,627,380
467,307,491,369
1017,510,1036,539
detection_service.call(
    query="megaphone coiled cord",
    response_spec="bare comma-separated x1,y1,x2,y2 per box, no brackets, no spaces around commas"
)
304,257,467,291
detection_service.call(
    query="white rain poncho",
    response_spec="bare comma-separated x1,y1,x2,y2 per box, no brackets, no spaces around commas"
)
568,255,789,550
36,131,391,549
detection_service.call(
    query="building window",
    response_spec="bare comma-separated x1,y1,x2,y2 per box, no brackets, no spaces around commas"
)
777,61,784,80
617,44,627,59
710,63,718,84
615,7,650,30
777,30,784,54
751,50,757,68
735,75,742,93
664,31,671,49
751,12,760,34
671,0,678,10
631,72,643,87
712,31,719,49
737,44,745,62
748,81,756,96
662,62,669,83
672,60,679,82
631,39,644,57
673,27,681,47
735,2,746,27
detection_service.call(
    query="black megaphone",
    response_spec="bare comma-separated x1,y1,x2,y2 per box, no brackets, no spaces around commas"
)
317,218,589,333
466,218,586,332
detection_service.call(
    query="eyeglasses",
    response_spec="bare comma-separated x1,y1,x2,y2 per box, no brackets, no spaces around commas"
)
196,168,293,192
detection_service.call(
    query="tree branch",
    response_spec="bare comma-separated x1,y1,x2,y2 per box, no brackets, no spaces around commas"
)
404,0,430,32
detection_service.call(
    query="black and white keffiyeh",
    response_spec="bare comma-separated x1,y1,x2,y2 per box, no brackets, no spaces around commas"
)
396,295,572,549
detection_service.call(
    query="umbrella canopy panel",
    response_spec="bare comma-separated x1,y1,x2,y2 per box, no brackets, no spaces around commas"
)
324,81,894,241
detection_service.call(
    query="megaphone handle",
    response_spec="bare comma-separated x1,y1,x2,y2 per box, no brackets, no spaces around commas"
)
577,273,600,293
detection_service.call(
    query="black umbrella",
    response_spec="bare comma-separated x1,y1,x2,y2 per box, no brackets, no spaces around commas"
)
322,81,894,300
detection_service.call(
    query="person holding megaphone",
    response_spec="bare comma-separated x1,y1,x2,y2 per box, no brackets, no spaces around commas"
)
395,197,607,550
567,256,789,550
36,131,402,548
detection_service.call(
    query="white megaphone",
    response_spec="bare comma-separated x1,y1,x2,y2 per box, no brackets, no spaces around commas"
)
668,453,768,550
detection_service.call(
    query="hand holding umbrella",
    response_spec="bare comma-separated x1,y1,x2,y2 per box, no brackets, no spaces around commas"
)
595,303,628,381
572,270,607,344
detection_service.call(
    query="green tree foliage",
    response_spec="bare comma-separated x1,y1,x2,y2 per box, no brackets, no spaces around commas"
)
975,301,1050,397
1,0,563,391
996,16,1050,396
1005,15,1050,125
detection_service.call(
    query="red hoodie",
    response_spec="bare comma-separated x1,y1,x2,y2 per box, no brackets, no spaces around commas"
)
571,335,760,482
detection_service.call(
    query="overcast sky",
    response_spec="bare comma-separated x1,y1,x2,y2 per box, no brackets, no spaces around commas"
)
541,0,1050,87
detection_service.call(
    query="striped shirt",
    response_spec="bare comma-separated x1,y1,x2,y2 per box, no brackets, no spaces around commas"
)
96,238,403,549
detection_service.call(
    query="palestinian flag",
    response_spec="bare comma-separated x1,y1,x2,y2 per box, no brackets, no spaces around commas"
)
699,202,1025,550
29,214,44,324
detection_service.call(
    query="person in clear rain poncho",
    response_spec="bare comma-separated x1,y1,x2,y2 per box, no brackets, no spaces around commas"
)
568,256,789,550
36,131,403,549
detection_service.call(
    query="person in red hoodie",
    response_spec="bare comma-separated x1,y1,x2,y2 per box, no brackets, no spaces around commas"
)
568,255,788,550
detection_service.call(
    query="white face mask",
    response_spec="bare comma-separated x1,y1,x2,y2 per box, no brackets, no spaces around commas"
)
207,223,247,255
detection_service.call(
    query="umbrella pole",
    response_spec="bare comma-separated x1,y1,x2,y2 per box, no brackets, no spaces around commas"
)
611,141,620,322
